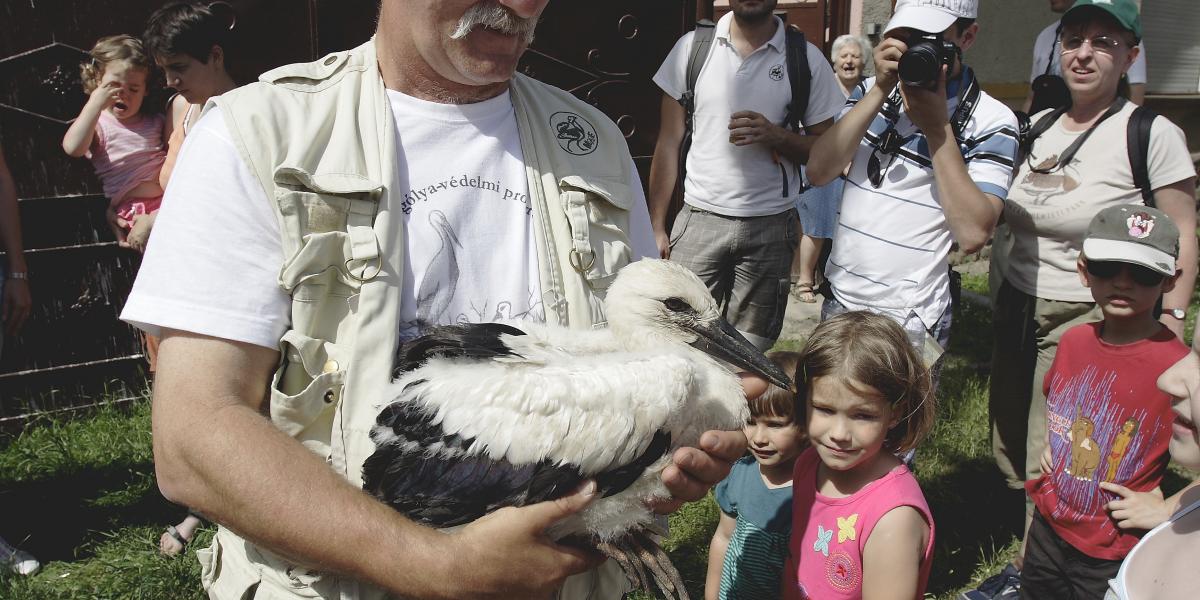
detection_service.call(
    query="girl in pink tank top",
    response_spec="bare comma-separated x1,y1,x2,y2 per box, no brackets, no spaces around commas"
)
782,311,938,600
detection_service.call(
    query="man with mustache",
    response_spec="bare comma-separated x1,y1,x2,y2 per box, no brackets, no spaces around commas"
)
121,1,754,598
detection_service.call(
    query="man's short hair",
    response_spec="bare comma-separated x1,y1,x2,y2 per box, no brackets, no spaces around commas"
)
954,17,975,35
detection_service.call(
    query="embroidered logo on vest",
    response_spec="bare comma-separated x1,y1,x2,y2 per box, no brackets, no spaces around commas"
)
770,64,785,81
550,112,598,156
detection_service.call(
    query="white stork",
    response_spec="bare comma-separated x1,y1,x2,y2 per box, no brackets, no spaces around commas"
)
362,259,793,599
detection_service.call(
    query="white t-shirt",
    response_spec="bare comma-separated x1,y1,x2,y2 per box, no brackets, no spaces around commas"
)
827,73,1019,329
653,13,845,217
999,102,1195,302
1031,21,1147,85
122,94,656,349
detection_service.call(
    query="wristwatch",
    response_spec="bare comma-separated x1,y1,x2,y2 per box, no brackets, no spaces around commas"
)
5,271,27,280
1163,307,1187,320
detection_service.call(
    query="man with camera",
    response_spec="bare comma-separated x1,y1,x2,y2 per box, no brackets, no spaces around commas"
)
805,0,1017,354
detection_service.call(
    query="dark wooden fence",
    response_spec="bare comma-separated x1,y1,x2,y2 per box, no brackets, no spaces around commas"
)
0,0,699,425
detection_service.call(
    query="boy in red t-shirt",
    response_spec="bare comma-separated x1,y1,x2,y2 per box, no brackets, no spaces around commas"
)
1022,205,1191,599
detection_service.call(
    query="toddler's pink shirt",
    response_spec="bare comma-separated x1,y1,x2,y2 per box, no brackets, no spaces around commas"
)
88,111,166,209
782,448,935,600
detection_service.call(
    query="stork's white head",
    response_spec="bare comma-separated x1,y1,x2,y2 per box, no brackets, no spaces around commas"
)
605,260,794,391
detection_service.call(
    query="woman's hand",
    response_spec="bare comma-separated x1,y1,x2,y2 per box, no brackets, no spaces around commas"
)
1100,482,1169,531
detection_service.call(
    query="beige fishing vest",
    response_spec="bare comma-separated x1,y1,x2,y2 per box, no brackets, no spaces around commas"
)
195,39,635,600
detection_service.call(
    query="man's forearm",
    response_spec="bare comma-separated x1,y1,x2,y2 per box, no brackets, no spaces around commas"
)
928,124,1000,254
806,86,888,186
770,118,834,166
153,334,452,597
649,95,686,234
647,141,680,232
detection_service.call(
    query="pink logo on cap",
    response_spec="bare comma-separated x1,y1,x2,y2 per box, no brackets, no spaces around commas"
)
1126,212,1154,239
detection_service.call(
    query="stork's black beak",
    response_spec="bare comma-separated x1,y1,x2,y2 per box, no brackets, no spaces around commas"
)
688,318,796,393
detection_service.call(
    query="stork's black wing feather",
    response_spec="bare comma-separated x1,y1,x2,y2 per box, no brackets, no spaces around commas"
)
362,399,671,528
392,322,526,378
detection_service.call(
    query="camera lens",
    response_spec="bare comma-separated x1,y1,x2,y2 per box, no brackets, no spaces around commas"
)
899,43,940,87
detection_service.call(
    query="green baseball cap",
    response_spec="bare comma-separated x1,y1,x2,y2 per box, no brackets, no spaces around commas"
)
1064,0,1142,41
1082,205,1179,276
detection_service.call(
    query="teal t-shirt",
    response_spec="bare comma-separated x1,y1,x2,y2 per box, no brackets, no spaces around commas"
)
714,456,793,599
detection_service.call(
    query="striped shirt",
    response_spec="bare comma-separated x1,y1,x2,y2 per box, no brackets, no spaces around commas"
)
715,457,793,599
88,111,166,206
826,71,1017,329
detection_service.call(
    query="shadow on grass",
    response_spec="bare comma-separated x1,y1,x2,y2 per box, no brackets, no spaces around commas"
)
921,457,1024,595
0,462,183,564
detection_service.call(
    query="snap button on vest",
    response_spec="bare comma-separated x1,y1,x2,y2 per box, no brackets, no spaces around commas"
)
323,389,336,404
323,360,339,374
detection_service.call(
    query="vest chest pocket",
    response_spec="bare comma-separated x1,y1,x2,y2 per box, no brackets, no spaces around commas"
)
558,175,634,298
271,169,380,445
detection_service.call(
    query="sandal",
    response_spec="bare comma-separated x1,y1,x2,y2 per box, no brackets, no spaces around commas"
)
790,281,818,303
160,525,189,557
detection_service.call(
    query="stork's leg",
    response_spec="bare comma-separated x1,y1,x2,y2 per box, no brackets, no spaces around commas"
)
596,539,652,593
625,531,689,600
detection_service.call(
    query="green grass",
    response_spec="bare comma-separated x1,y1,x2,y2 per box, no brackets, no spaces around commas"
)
0,399,214,600
2,270,1197,599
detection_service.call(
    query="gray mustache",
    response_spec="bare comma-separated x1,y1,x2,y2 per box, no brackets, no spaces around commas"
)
450,1,538,45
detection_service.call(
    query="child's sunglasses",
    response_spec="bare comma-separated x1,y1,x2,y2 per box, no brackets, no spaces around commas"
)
1084,260,1166,286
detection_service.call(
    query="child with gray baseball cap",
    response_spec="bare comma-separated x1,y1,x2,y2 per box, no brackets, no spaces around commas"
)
1021,204,1190,599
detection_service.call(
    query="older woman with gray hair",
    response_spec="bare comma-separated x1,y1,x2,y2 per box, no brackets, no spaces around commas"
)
790,34,870,302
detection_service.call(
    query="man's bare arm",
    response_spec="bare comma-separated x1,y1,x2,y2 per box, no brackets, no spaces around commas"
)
806,38,906,186
648,94,686,258
152,330,599,599
901,68,1003,254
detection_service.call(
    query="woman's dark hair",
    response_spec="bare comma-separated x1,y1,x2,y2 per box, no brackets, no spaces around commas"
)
143,1,234,67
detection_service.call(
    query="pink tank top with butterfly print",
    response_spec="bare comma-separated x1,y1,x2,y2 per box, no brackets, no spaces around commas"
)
782,448,935,600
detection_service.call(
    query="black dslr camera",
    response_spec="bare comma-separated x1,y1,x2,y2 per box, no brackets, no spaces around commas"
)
898,31,958,89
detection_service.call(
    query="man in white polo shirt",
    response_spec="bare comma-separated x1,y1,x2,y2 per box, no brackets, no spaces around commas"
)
648,0,844,350
805,0,1018,356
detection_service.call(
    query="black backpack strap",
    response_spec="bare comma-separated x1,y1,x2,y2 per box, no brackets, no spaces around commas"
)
782,27,811,133
678,20,716,189
1127,104,1158,207
682,20,716,118
1020,105,1069,158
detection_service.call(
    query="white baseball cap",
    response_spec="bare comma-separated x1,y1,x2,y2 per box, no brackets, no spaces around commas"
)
884,0,979,35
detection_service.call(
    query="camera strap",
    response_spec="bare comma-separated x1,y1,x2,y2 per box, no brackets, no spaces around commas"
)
1025,97,1127,175
877,67,981,153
